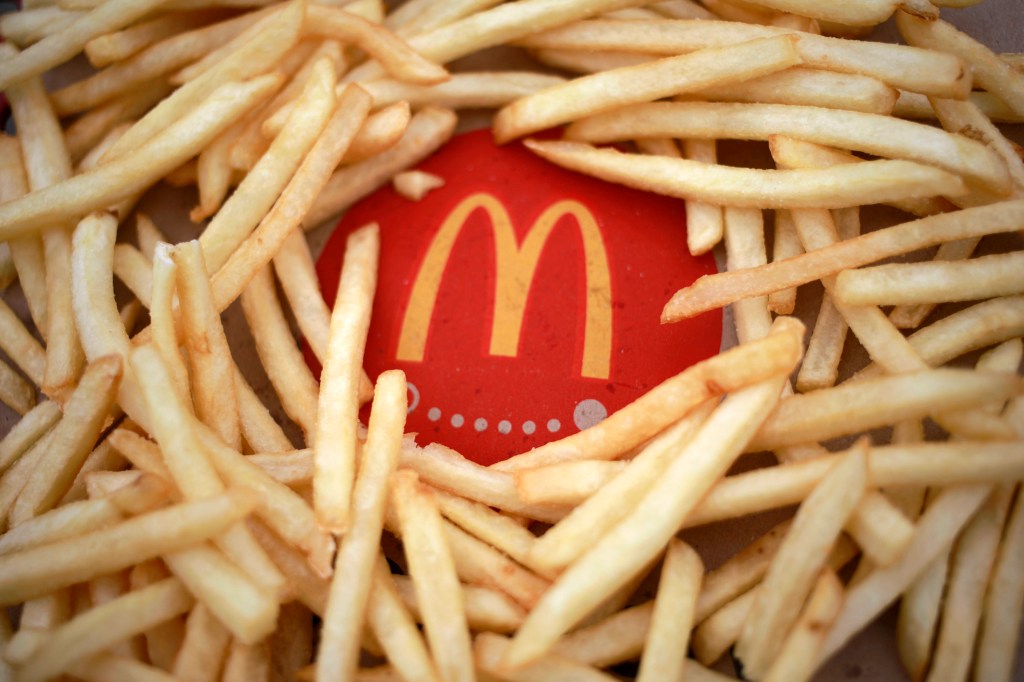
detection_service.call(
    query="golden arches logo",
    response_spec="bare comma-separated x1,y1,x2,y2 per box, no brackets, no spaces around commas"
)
396,192,613,379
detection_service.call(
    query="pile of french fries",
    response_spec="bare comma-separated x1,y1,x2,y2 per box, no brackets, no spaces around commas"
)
0,0,1022,679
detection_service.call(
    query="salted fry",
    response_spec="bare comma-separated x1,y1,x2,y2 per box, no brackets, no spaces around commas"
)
173,603,232,682
16,578,194,682
0,488,257,604
566,101,1009,193
636,540,703,682
898,12,1024,116
316,371,406,681
174,240,241,449
734,443,867,678
392,471,474,682
494,35,801,142
0,75,280,240
526,140,965,211
0,401,60,476
762,570,844,682
364,72,564,110
314,224,380,533
834,252,1024,306
9,355,121,525
663,200,1024,322
241,266,321,440
0,0,173,91
514,460,627,506
518,19,969,98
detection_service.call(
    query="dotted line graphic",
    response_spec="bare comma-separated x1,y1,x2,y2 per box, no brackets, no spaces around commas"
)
413,382,608,436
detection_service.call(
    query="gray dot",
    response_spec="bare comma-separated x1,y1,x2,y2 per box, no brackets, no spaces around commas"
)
523,420,536,435
451,414,464,428
573,398,608,431
474,418,488,432
427,407,441,422
498,420,512,434
547,419,561,433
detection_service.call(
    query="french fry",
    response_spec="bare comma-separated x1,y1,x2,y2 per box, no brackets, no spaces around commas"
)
198,55,336,273
636,540,703,682
101,0,303,161
84,9,229,67
929,484,1015,682
0,6,84,46
6,55,84,400
399,442,567,523
223,639,272,682
49,8,269,116
306,5,447,84
734,442,867,678
0,401,61,476
9,355,122,525
241,266,321,440
476,631,618,682
526,403,713,574
173,603,232,682
0,136,48,340
693,588,756,666
392,574,526,634
0,0,173,91
0,488,257,604
433,487,553,579
834,252,1024,306
393,169,445,201
174,240,241,449
112,243,153,308
526,139,966,211
364,72,564,111
130,345,286,598
974,485,1024,682
317,370,406,681
0,75,281,241
897,11,1024,116
819,484,993,664
495,35,801,142
0,359,35,416
663,200,1024,322
340,101,411,165
313,223,380,533
211,83,373,313
566,101,1009,194
162,542,279,646
392,470,474,682
762,569,844,682
522,18,969,97
15,578,193,682
724,206,772,343
514,459,627,506
366,560,441,682
0,473,167,556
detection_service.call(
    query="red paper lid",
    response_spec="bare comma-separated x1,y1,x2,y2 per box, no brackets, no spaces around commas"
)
316,129,721,466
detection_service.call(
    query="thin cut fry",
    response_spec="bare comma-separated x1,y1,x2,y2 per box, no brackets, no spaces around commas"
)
762,570,844,682
0,75,281,241
636,540,703,682
392,471,474,682
526,140,966,211
494,35,801,142
314,224,380,533
975,485,1024,682
317,371,406,681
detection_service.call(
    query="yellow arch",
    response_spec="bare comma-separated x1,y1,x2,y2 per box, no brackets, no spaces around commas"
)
396,192,612,379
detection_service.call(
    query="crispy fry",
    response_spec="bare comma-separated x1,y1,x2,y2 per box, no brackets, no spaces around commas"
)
0,75,281,240
495,35,801,142
317,371,406,681
313,224,380,533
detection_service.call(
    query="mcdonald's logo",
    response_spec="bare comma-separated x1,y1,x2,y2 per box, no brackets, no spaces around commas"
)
396,192,613,380
316,129,721,465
